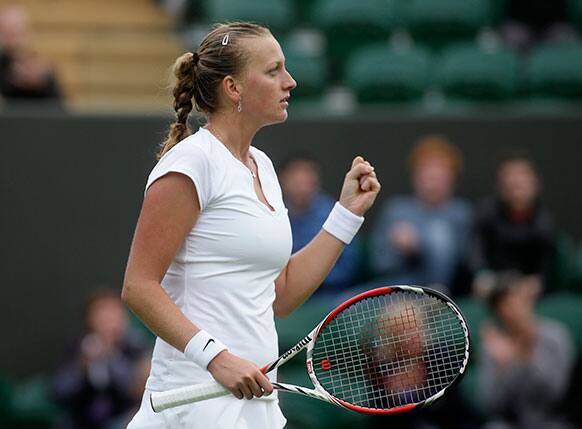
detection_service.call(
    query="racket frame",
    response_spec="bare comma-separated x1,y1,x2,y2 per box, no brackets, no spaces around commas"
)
150,285,470,414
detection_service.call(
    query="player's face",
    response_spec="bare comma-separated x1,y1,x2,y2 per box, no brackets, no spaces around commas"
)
239,35,296,127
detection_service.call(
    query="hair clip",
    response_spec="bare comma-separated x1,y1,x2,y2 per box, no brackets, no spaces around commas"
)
222,33,230,46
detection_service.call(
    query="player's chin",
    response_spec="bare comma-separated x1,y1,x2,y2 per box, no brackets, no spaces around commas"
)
272,108,289,124
263,104,289,126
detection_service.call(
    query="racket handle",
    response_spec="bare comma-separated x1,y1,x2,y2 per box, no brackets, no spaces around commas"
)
150,382,229,412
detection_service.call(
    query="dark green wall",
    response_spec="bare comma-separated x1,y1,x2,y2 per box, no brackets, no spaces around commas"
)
1,112,581,376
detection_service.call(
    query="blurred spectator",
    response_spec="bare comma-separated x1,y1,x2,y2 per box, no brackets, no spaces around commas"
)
479,271,575,429
471,153,554,297
370,135,473,295
501,0,578,52
52,289,149,429
280,154,361,295
0,6,62,104
107,353,151,429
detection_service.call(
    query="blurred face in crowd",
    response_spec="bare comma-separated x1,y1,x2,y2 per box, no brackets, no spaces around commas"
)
498,159,539,211
236,35,296,127
494,278,537,333
86,296,128,344
412,156,456,207
280,159,320,212
0,7,30,53
364,301,427,393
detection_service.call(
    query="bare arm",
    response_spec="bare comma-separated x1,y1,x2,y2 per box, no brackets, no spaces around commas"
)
122,173,272,399
122,172,200,351
274,157,381,317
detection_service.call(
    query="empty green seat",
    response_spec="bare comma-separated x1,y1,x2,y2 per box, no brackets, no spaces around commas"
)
311,0,400,75
537,292,582,351
10,376,61,429
457,366,485,416
490,0,508,25
0,376,13,424
285,54,327,99
203,0,293,35
552,233,577,291
567,0,582,32
527,43,582,99
403,0,492,48
283,51,327,99
438,43,520,100
575,243,582,292
295,0,319,24
456,297,489,357
345,45,432,103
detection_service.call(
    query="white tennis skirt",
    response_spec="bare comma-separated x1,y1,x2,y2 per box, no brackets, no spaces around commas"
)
127,389,287,429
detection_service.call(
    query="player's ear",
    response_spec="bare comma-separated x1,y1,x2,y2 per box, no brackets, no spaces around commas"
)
221,75,242,107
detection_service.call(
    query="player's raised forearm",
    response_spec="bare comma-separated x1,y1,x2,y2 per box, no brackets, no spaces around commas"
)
274,157,380,317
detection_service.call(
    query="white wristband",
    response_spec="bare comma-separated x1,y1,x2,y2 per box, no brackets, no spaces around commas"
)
322,202,364,245
184,330,228,369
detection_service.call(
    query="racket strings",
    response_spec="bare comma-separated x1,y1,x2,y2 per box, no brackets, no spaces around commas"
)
311,291,468,411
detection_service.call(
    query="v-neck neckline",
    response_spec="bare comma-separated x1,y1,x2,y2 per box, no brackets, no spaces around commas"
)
202,127,277,214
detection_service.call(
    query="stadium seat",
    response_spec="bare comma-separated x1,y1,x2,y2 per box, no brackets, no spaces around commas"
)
402,0,492,48
456,297,489,357
457,366,485,416
9,376,61,429
490,0,508,25
575,243,582,292
552,234,577,291
294,0,318,24
202,0,294,35
283,49,327,99
0,376,13,426
537,292,582,351
128,309,156,345
310,0,401,76
437,43,520,101
567,0,582,32
344,45,432,103
527,43,582,99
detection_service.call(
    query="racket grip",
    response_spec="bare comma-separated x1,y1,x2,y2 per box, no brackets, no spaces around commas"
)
150,382,229,412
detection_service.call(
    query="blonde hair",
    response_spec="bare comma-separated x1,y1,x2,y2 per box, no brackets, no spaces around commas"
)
158,22,271,159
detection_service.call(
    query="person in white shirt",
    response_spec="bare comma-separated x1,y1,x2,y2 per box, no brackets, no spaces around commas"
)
122,22,381,428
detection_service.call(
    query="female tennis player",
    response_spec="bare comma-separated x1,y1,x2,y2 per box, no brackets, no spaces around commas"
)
122,22,381,428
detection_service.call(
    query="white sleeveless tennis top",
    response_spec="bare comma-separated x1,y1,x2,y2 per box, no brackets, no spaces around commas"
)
144,128,292,394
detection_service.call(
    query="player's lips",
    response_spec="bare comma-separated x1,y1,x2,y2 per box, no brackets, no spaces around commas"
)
280,95,290,106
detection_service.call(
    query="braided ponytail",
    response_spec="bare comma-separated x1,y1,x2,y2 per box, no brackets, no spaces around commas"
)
157,22,271,159
157,52,196,159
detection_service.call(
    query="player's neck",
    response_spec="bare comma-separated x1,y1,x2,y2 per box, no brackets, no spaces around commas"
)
206,112,258,160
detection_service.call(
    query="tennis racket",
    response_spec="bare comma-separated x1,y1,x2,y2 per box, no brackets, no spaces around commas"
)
151,286,470,414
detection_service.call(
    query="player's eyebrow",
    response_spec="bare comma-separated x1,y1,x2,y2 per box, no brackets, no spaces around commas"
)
268,58,285,68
